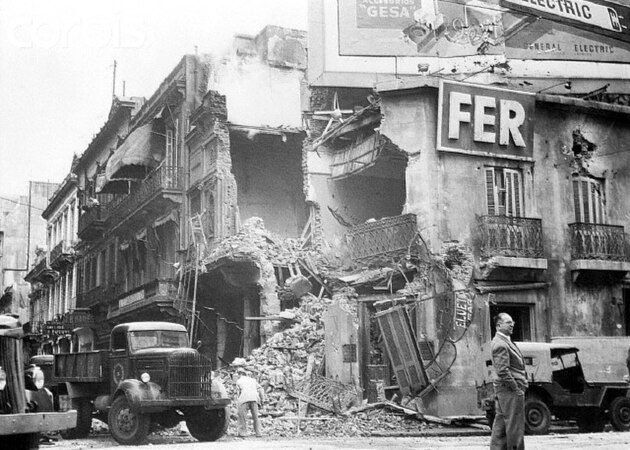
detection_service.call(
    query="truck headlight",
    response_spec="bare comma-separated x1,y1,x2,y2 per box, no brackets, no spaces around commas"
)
140,372,150,383
32,367,45,390
0,367,6,391
24,365,45,391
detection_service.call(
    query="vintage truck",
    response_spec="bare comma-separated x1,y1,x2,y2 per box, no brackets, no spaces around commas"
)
0,315,77,450
477,341,630,434
52,321,230,445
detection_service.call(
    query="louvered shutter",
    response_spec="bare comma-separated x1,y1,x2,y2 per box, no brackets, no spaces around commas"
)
375,305,428,396
573,179,582,222
485,168,496,215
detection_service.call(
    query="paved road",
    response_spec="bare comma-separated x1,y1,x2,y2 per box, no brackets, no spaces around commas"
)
43,430,630,450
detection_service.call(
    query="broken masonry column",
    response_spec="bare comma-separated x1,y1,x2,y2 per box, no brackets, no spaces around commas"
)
257,254,281,344
323,291,361,404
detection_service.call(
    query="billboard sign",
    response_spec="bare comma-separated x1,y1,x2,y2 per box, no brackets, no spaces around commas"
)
500,0,630,44
437,80,535,160
339,0,506,57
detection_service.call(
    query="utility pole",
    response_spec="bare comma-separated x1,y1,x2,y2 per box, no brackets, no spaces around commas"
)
112,60,117,99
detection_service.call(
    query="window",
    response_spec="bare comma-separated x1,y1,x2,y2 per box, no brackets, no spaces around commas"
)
165,119,178,167
485,167,523,216
573,176,604,224
489,303,532,341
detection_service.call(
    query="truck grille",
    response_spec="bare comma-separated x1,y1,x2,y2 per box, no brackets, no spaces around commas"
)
167,349,212,398
0,336,26,414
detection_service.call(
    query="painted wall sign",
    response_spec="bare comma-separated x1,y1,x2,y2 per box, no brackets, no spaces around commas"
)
500,0,630,44
437,80,535,160
454,291,474,329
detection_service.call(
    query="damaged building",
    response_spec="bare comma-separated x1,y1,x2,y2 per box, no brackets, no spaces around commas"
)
303,76,630,415
23,16,630,423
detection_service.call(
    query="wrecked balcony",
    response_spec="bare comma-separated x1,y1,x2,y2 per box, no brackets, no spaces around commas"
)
569,222,630,282
477,215,547,279
346,214,418,265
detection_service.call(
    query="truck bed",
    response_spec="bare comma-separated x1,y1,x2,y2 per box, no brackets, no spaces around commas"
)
53,351,110,382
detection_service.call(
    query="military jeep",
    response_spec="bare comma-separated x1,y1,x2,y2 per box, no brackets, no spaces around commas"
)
477,342,630,434
52,322,230,445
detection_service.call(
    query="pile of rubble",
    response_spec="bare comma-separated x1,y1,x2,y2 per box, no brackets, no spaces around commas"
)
213,291,453,438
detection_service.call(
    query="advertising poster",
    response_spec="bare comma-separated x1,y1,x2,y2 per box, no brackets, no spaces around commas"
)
338,0,506,57
337,0,630,61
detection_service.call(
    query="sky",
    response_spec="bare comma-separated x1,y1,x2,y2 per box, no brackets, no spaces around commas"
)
0,0,308,197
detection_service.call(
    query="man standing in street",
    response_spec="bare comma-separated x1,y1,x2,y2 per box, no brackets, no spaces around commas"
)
236,368,264,438
490,312,528,450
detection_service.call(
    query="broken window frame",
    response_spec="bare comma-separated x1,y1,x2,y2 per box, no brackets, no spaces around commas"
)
485,167,523,217
572,176,605,224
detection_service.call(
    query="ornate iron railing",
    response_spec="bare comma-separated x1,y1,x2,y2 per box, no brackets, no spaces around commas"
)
346,214,418,263
569,223,627,261
76,286,105,308
78,205,105,236
479,215,544,259
107,165,183,228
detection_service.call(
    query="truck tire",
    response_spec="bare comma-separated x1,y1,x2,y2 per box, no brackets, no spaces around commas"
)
5,433,40,450
185,406,229,442
577,408,606,433
60,398,92,439
610,396,630,431
524,397,551,435
108,395,150,445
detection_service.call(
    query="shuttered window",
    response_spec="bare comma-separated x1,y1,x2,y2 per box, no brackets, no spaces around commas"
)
573,176,604,224
485,167,523,217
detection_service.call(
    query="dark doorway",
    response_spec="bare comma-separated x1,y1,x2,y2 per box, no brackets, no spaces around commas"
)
489,303,532,342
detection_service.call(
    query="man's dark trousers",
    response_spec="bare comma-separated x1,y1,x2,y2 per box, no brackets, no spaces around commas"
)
490,386,525,450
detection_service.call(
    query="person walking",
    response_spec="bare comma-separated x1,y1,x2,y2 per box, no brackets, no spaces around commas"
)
490,312,528,450
236,368,264,438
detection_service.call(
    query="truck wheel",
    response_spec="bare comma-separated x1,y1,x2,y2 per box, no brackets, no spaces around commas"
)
108,395,150,445
577,408,605,433
5,433,40,450
60,398,92,439
524,397,551,435
610,397,630,431
185,407,229,441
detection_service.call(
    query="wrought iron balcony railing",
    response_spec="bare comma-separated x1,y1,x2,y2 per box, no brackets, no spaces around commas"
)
569,223,627,261
346,214,418,263
106,165,183,228
76,285,105,309
479,215,544,259
78,204,105,238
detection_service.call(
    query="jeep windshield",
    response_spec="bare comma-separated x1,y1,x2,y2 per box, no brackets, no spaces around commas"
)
129,330,189,352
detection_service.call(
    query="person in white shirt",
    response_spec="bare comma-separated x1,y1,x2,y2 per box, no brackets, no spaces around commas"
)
236,368,264,437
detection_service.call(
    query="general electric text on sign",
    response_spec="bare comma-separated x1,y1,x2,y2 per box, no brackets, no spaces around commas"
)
437,80,535,160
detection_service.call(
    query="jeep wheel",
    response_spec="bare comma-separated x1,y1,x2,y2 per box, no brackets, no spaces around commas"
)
577,408,606,433
524,397,551,435
610,396,630,431
60,398,92,439
108,395,150,445
185,406,229,442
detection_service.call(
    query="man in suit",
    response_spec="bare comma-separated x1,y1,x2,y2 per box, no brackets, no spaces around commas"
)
490,312,528,450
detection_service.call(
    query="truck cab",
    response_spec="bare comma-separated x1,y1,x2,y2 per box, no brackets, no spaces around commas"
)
0,314,76,449
53,321,230,445
477,342,630,434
